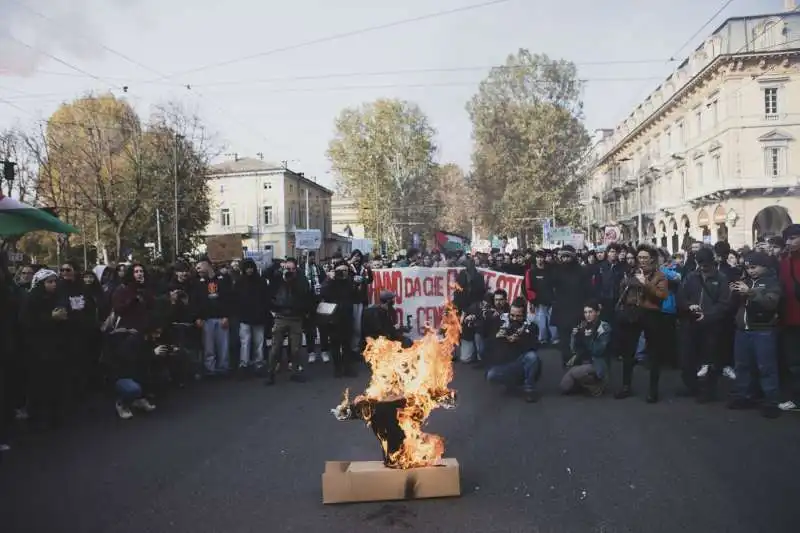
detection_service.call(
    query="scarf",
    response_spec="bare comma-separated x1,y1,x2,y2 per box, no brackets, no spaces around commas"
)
32,269,58,288
306,262,321,295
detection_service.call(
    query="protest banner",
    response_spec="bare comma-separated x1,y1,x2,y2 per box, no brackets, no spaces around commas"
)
368,267,525,338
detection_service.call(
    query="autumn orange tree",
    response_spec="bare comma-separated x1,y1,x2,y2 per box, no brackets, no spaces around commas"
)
27,94,212,261
467,49,591,245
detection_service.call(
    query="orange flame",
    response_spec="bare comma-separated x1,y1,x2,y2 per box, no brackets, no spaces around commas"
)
340,293,462,469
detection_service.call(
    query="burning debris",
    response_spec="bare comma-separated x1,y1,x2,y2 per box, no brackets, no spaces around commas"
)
331,300,461,469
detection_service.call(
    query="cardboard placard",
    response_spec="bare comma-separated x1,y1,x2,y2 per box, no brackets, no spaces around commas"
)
322,458,460,504
205,234,243,263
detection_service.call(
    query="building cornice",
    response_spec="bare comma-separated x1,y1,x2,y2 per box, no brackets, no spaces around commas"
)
596,49,800,169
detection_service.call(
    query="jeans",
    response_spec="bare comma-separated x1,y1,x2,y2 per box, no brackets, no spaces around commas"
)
115,378,142,404
533,305,558,343
239,323,265,368
474,333,486,361
486,351,541,392
733,329,779,404
459,337,477,363
351,304,364,353
203,318,230,374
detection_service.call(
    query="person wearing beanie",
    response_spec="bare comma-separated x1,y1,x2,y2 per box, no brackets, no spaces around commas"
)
550,246,592,367
729,251,783,418
676,247,733,402
778,224,800,411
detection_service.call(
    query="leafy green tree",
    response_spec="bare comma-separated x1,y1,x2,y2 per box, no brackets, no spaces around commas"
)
327,98,438,251
467,49,591,242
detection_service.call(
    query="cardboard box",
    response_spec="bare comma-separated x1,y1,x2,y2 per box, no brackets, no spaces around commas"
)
322,458,461,504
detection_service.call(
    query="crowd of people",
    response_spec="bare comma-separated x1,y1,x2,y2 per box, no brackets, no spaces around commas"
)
1,226,799,453
454,226,800,419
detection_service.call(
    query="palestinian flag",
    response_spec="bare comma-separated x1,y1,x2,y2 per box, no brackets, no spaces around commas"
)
0,191,79,237
434,231,469,252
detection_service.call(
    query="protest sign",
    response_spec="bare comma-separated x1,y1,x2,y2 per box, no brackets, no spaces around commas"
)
368,267,525,338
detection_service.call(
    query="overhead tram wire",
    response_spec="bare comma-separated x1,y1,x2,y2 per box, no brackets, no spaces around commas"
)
5,0,293,155
144,0,518,82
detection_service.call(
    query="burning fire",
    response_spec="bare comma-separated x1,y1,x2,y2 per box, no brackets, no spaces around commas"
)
335,298,462,469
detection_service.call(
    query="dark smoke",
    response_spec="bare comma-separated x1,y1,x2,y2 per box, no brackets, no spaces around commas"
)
0,0,129,77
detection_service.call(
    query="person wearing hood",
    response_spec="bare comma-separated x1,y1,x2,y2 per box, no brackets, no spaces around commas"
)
320,258,358,377
21,269,71,428
550,246,592,367
676,247,732,402
729,251,783,418
349,249,373,355
265,257,314,385
234,258,270,376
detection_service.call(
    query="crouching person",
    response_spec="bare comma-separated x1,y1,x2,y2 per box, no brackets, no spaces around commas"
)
561,301,611,396
108,330,157,420
486,297,542,403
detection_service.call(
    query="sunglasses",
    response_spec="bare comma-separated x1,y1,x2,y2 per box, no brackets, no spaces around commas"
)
60,268,73,272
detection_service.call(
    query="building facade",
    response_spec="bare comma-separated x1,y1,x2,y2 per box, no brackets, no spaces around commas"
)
583,9,800,251
203,157,335,258
331,195,366,239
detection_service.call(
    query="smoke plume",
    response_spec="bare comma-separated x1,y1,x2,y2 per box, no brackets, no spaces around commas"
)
0,0,128,76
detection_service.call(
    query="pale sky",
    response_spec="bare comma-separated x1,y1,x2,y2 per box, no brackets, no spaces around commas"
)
0,0,785,190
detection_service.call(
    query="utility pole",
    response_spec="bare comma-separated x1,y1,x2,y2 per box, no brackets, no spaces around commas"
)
156,207,163,256
636,172,643,245
173,133,180,262
305,187,310,229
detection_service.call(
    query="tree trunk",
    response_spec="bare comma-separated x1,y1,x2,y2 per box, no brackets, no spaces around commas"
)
115,227,123,261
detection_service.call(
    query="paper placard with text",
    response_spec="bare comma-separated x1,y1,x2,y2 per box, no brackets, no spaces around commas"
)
368,267,524,339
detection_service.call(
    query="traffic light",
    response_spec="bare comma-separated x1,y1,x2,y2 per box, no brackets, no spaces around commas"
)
2,160,15,183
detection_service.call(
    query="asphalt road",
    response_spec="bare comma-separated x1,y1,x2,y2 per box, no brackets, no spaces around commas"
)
1,348,799,533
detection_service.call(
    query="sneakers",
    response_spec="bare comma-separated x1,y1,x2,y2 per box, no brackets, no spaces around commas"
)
14,408,29,421
132,398,157,412
778,400,799,411
696,365,709,378
722,366,736,380
321,351,331,363
115,402,133,420
0,443,10,452
308,353,318,364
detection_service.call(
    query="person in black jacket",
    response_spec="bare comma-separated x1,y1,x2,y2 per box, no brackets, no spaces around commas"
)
234,259,270,375
676,247,732,402
193,260,233,377
265,257,313,385
525,251,556,344
320,260,357,377
21,269,71,428
729,252,783,418
349,249,374,355
550,246,592,367
361,290,410,346
485,298,542,403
